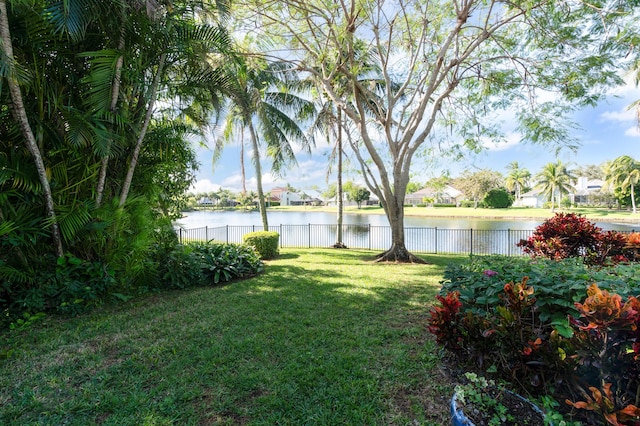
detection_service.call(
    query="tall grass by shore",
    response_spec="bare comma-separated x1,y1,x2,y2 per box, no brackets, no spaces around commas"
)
0,249,466,426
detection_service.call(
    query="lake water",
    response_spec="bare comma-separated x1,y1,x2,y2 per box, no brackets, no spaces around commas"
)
174,210,639,255
175,209,639,232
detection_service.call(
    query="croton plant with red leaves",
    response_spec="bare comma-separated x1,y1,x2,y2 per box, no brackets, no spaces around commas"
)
429,280,640,425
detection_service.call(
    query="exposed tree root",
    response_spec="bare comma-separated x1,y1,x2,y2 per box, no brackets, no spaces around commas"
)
332,242,348,249
374,245,427,264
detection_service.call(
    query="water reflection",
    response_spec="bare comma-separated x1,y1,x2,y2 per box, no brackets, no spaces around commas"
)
175,210,639,255
176,209,638,231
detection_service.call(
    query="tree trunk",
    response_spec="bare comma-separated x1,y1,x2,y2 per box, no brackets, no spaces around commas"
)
0,0,64,258
240,127,246,194
249,123,269,230
119,53,166,207
96,29,126,207
631,183,637,214
334,110,346,248
375,190,425,263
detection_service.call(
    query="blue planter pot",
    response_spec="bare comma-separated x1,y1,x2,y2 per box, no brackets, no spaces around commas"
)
450,390,548,426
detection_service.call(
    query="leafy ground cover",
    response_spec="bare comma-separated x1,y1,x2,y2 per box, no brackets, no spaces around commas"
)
431,215,640,425
0,249,466,425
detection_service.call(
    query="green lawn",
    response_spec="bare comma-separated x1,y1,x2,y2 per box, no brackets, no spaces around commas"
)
0,249,466,426
271,205,640,223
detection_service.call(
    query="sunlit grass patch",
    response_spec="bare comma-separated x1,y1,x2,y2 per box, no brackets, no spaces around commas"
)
0,249,465,425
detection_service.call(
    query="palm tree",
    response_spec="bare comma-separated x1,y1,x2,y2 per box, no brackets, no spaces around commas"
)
505,162,531,204
605,155,640,214
535,161,576,211
306,96,350,247
214,58,314,230
1,0,65,257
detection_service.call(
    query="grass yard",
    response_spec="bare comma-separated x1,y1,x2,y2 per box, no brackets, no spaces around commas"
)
0,249,466,426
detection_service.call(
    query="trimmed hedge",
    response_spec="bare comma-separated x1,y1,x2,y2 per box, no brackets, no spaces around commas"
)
243,231,280,260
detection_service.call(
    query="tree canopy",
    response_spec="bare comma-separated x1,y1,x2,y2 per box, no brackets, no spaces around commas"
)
231,0,637,261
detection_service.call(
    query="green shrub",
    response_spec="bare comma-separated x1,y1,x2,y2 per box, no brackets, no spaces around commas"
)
440,255,640,327
517,213,627,265
5,254,116,316
459,200,475,207
150,243,205,289
153,242,263,287
431,255,640,424
189,242,264,284
433,203,457,208
416,203,427,208
482,188,514,208
243,231,280,259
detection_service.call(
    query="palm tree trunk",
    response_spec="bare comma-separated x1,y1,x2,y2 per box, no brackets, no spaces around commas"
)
1,0,64,258
240,127,246,194
248,123,268,230
632,183,637,214
119,53,166,207
336,110,344,246
96,29,126,207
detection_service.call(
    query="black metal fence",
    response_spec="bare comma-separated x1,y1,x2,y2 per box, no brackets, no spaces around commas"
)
175,224,539,256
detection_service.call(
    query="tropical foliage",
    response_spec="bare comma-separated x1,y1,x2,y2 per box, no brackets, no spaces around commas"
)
213,57,314,230
517,213,629,265
535,161,576,211
505,162,531,203
432,255,640,425
605,155,640,213
1,0,234,318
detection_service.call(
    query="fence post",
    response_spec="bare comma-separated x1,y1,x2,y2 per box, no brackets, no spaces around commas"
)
226,225,229,243
507,229,511,256
205,226,208,241
308,223,311,248
470,228,473,256
369,224,371,250
179,227,183,244
434,227,438,254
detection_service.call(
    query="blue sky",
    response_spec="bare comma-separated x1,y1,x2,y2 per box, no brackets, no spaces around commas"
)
189,82,640,195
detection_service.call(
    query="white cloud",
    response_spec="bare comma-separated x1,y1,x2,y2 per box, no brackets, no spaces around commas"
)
624,126,640,137
601,108,636,123
189,179,220,194
481,132,522,151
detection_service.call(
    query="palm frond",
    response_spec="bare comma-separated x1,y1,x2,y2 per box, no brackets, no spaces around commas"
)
79,50,123,114
47,200,94,244
45,0,110,42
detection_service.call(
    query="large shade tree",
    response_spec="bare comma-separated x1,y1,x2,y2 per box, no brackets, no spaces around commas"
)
236,0,632,262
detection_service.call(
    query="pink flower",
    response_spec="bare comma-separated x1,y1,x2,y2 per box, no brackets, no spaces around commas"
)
483,269,498,277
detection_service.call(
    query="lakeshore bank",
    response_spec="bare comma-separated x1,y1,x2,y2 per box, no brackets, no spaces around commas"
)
265,205,640,225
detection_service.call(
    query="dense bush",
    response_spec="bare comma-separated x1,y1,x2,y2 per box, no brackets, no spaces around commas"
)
243,231,280,259
1,240,263,329
441,256,640,332
188,242,264,284
482,188,514,208
431,255,640,425
517,213,628,265
0,253,117,321
151,241,264,287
